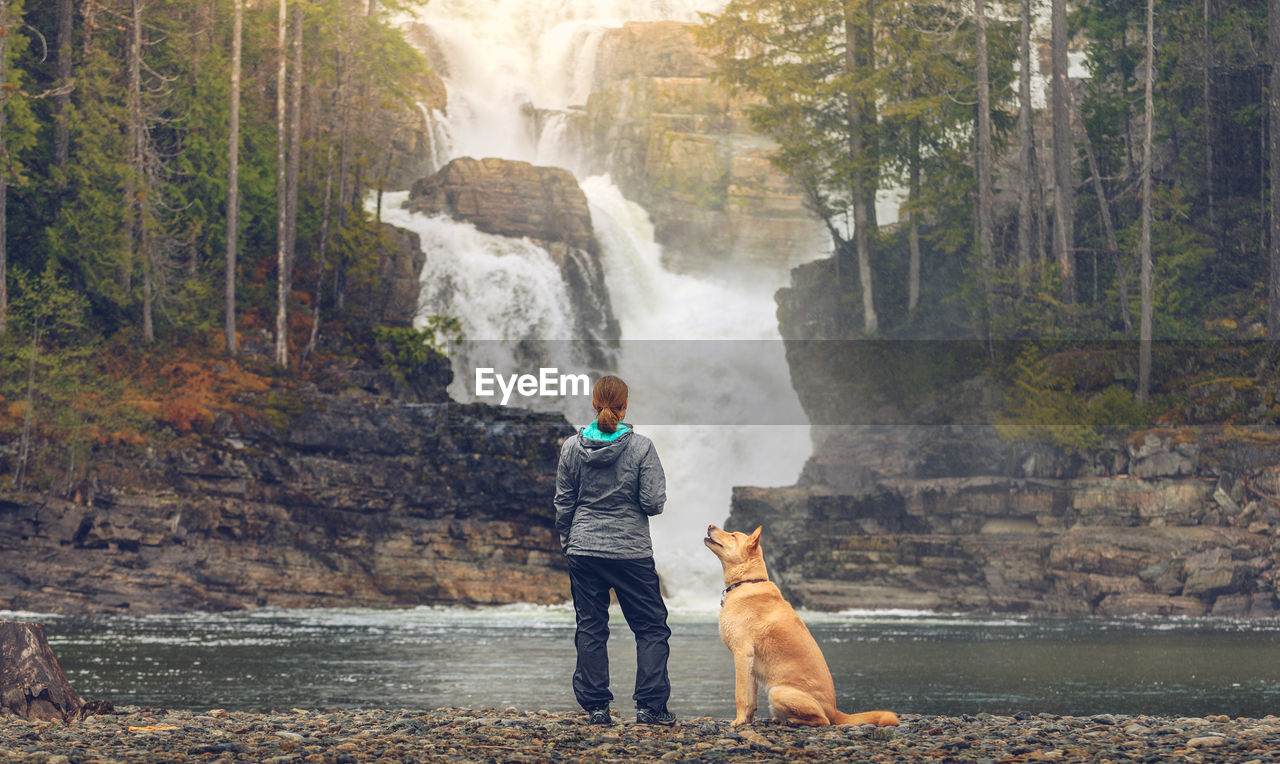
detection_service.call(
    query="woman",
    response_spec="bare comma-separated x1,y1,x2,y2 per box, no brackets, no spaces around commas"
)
553,375,675,726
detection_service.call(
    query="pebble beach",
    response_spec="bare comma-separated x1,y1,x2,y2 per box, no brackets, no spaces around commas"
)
4,706,1279,763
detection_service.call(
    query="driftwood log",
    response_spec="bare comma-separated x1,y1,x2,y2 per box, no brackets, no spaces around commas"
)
0,622,86,722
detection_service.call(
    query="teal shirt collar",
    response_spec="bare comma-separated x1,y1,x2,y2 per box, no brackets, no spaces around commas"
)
582,421,631,441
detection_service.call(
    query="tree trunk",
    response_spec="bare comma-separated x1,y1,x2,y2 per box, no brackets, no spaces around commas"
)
1269,0,1280,339
225,0,242,356
333,39,351,310
907,118,921,313
274,0,289,368
278,0,302,358
120,0,142,298
13,317,37,486
82,0,94,57
285,1,302,278
975,0,995,314
142,259,153,341
1016,0,1036,289
376,148,394,222
53,0,74,177
1138,0,1155,402
304,139,335,362
844,11,877,334
305,49,344,364
131,0,152,342
860,10,879,235
336,65,352,229
0,623,85,722
1071,85,1132,336
0,0,9,336
1203,0,1214,235
1264,67,1270,265
1087,138,1132,337
1051,0,1075,302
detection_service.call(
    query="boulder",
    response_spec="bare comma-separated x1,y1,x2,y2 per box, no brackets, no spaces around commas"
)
1127,430,1200,478
407,157,597,254
1181,547,1246,598
1209,593,1252,617
369,223,428,328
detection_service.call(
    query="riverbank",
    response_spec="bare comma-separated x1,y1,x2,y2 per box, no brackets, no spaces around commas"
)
3,706,1277,763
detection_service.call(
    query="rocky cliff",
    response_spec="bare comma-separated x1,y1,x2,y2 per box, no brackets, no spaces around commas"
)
369,223,429,329
0,378,573,615
726,258,1280,618
575,21,828,269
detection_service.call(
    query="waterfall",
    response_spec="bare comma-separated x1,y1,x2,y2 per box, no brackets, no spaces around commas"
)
390,0,814,608
582,178,810,606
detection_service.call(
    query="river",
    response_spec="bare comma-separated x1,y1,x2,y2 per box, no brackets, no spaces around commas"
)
19,607,1280,718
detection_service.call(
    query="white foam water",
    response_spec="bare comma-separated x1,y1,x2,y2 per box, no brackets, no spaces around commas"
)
390,0,812,607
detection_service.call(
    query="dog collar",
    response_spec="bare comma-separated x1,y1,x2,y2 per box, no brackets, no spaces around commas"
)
720,579,769,607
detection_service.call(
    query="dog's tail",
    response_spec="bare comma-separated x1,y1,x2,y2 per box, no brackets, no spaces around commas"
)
832,710,900,727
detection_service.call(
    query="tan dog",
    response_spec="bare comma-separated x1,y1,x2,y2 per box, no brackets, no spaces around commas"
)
704,524,900,728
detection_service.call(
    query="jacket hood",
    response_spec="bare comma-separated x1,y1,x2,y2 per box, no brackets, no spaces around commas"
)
577,426,633,467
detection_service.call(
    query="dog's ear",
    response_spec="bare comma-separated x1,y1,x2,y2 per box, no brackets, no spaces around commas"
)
747,526,762,548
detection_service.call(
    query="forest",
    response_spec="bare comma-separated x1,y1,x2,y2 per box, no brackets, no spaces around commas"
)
700,0,1279,442
0,0,435,487
0,0,1278,486
701,0,1273,340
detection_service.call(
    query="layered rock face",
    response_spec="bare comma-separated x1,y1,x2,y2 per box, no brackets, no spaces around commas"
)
408,157,597,254
726,258,1280,617
367,223,428,328
0,388,573,615
577,22,827,268
733,454,1280,618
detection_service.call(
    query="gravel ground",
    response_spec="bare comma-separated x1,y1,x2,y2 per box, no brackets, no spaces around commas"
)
3,706,1279,763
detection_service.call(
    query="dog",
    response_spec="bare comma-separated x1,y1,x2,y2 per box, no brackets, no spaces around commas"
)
703,524,900,728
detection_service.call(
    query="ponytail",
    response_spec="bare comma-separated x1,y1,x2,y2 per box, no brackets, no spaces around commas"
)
592,375,629,434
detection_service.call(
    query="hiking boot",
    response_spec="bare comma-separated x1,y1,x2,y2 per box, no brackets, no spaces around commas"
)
587,707,613,725
635,706,676,726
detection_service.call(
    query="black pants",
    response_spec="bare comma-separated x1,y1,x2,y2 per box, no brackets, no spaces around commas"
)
566,554,671,711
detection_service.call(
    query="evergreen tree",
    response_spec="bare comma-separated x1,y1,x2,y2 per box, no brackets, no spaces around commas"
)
974,0,996,317
1138,0,1155,402
2,268,91,488
226,0,243,356
1272,0,1280,339
701,0,1013,336
1051,0,1076,302
0,0,36,336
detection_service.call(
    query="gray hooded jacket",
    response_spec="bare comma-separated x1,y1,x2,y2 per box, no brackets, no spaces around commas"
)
554,425,666,558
